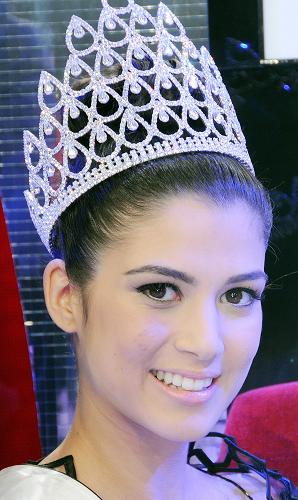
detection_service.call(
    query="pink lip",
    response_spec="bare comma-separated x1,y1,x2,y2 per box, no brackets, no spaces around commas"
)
150,368,221,381
150,372,218,405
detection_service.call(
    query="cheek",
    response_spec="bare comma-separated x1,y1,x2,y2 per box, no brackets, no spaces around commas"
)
224,307,263,372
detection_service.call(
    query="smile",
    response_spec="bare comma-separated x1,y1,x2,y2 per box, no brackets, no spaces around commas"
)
150,369,213,392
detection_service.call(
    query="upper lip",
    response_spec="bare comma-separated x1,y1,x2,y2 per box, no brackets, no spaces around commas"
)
150,368,221,381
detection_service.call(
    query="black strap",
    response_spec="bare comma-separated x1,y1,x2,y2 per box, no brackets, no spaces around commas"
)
26,454,77,480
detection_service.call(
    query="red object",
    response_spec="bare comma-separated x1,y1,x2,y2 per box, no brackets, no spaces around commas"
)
221,382,298,484
0,198,42,468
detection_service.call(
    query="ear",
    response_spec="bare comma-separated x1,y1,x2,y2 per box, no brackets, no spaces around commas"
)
43,259,82,333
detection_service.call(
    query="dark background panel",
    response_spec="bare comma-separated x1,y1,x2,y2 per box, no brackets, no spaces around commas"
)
208,0,298,392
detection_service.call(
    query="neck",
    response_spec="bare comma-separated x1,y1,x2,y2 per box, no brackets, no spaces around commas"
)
58,385,199,500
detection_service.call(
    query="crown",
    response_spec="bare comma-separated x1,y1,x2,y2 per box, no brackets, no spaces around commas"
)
23,0,254,254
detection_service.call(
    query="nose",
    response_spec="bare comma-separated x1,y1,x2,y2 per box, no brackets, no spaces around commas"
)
174,298,224,362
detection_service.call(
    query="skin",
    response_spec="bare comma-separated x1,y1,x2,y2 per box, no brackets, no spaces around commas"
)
42,195,267,499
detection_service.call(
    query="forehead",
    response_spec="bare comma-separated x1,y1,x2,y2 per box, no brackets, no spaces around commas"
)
100,195,266,278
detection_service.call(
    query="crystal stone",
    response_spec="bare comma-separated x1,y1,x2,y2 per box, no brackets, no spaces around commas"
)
44,82,54,95
105,18,116,30
68,146,78,159
74,26,85,38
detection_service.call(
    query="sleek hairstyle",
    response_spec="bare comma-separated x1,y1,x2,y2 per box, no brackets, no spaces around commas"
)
51,151,273,325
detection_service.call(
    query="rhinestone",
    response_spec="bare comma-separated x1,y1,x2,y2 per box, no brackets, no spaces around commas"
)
130,82,141,94
163,45,173,57
68,146,78,159
74,26,85,39
96,129,107,143
105,18,116,30
137,14,148,25
127,118,139,131
159,110,169,122
189,48,199,59
98,91,109,104
44,82,54,95
33,187,41,195
189,75,199,89
28,143,34,154
189,109,199,120
70,106,80,119
211,81,219,95
71,63,82,76
161,79,172,89
48,166,55,177
134,48,145,60
44,123,54,135
214,112,223,124
102,54,114,66
164,12,174,25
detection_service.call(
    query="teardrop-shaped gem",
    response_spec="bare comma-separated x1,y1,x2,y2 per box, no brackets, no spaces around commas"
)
47,165,56,177
44,122,54,135
211,81,219,95
96,129,108,143
161,78,172,90
163,45,174,57
97,91,109,104
189,48,200,59
188,109,199,120
130,82,141,94
68,146,78,159
102,54,114,66
213,112,223,124
44,82,54,95
74,25,85,38
127,118,139,131
189,75,199,89
134,48,145,60
105,18,116,30
137,14,148,25
28,143,34,154
70,105,80,119
164,12,174,25
159,110,169,122
71,61,82,76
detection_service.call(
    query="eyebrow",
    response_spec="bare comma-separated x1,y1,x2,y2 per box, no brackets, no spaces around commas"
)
124,265,268,286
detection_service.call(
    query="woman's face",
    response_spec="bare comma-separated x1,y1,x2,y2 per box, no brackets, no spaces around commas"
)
75,195,267,442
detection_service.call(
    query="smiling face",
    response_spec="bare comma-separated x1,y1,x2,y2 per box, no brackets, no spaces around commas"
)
74,194,267,443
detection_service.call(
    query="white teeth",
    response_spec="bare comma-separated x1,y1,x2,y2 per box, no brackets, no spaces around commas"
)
172,373,183,387
151,370,213,391
164,372,173,384
183,377,198,390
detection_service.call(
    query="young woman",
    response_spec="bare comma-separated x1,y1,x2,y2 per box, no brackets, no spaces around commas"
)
0,1,297,498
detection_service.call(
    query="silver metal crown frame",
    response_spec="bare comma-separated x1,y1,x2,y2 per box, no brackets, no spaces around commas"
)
23,0,254,254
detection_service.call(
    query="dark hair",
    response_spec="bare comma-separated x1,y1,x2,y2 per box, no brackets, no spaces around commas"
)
51,151,273,325
50,58,273,325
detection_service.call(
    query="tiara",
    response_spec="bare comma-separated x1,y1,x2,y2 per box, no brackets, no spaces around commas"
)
23,0,254,254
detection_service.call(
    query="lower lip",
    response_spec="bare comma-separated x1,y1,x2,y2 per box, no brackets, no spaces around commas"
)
150,372,217,405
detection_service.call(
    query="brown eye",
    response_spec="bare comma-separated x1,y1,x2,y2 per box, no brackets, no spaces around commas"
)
136,283,181,302
221,288,261,307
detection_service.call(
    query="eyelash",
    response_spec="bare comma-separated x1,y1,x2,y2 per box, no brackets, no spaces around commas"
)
136,282,265,307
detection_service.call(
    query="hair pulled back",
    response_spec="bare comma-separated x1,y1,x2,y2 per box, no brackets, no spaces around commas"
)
50,58,273,324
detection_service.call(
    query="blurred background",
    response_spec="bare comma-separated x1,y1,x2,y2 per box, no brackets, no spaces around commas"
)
0,0,297,457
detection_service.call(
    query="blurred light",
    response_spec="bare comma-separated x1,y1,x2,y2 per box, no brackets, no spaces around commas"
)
24,320,34,326
282,84,291,92
239,42,249,50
